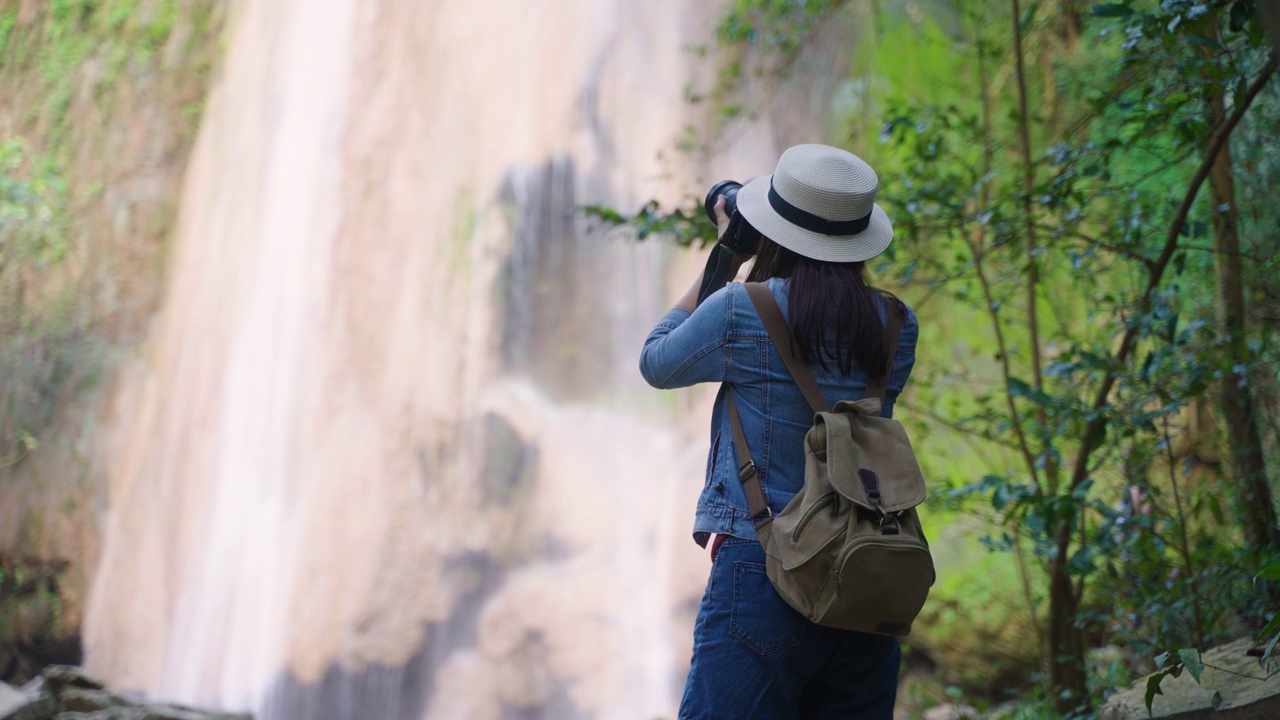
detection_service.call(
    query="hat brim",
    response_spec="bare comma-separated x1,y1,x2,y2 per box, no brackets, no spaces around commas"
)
735,174,894,263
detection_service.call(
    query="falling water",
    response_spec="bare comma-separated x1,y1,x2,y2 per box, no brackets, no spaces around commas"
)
82,0,821,718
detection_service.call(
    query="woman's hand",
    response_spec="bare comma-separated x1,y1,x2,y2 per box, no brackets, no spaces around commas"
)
714,194,754,261
714,194,732,239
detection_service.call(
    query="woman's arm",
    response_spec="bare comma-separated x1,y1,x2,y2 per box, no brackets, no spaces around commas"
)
672,195,749,312
640,196,751,388
640,285,739,389
882,304,919,418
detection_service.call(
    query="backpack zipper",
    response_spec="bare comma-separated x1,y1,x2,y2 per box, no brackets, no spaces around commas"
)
792,492,838,542
835,534,931,583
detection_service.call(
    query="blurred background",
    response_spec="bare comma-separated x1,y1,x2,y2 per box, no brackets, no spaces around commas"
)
1,1,1278,719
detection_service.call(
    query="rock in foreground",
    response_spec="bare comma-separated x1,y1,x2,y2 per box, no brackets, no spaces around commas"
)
1100,638,1280,719
0,666,249,720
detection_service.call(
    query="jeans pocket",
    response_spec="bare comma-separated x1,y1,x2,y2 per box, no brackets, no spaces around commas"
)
729,561,804,655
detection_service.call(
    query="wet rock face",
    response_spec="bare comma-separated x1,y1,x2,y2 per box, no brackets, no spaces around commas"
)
0,666,249,720
480,413,538,506
495,158,627,402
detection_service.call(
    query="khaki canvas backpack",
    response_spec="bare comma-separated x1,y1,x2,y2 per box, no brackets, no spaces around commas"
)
725,282,935,637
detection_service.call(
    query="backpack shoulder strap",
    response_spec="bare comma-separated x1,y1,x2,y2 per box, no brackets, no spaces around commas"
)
864,298,904,401
724,285,904,525
723,283,825,525
726,390,771,523
742,283,828,414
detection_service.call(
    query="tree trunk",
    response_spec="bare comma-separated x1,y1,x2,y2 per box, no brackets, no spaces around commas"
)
1058,0,1082,46
1016,0,1087,707
1047,540,1088,714
1202,35,1280,556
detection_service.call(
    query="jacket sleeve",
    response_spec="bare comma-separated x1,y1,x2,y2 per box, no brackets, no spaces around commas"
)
881,304,919,417
638,284,735,389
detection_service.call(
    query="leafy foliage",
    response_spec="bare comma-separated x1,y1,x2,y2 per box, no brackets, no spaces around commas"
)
716,0,847,54
0,0,224,469
617,0,1280,712
579,200,716,248
0,140,70,466
0,140,67,280
866,0,1278,711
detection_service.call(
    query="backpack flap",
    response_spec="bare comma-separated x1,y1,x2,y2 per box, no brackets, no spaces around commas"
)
820,400,926,512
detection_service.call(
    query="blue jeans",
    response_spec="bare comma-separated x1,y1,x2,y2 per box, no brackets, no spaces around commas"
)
679,537,901,720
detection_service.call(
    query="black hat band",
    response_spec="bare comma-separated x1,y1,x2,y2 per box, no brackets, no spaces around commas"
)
768,182,872,236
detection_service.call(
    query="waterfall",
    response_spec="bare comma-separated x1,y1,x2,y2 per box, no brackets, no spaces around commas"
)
83,0,819,717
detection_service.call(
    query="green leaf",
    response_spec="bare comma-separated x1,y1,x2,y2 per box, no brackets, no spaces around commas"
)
1186,34,1225,51
991,481,1035,512
1208,495,1225,525
1228,0,1254,32
1264,628,1280,665
1154,651,1171,668
1092,3,1134,18
1255,562,1280,581
1045,360,1079,378
1071,478,1094,500
992,484,1011,512
1020,1,1040,32
1139,349,1158,382
1178,649,1203,683
1078,351,1110,369
1257,611,1280,643
1066,546,1096,575
1145,669,1173,715
1008,377,1054,406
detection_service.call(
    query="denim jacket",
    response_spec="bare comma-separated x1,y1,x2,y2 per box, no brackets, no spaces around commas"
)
640,277,919,546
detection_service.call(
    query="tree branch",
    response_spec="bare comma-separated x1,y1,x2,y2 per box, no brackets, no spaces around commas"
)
1064,53,1276,499
969,11,1043,494
898,399,1024,453
1012,0,1052,489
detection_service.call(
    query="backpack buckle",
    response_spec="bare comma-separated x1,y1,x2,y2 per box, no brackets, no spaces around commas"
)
879,513,900,535
739,461,772,522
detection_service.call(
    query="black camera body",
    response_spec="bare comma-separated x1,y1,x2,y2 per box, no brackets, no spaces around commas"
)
703,179,759,256
703,180,742,222
694,179,761,306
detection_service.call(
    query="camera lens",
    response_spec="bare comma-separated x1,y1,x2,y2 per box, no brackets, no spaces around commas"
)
703,180,743,224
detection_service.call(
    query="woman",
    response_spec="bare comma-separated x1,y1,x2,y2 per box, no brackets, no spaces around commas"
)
639,144,918,719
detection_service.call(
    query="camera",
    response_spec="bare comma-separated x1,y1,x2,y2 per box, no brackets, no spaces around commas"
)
695,179,759,305
702,179,759,256
703,180,742,223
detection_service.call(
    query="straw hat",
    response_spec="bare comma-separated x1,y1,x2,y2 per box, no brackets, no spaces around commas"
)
735,144,893,263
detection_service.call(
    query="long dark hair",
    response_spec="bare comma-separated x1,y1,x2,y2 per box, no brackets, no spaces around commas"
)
745,233,903,377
